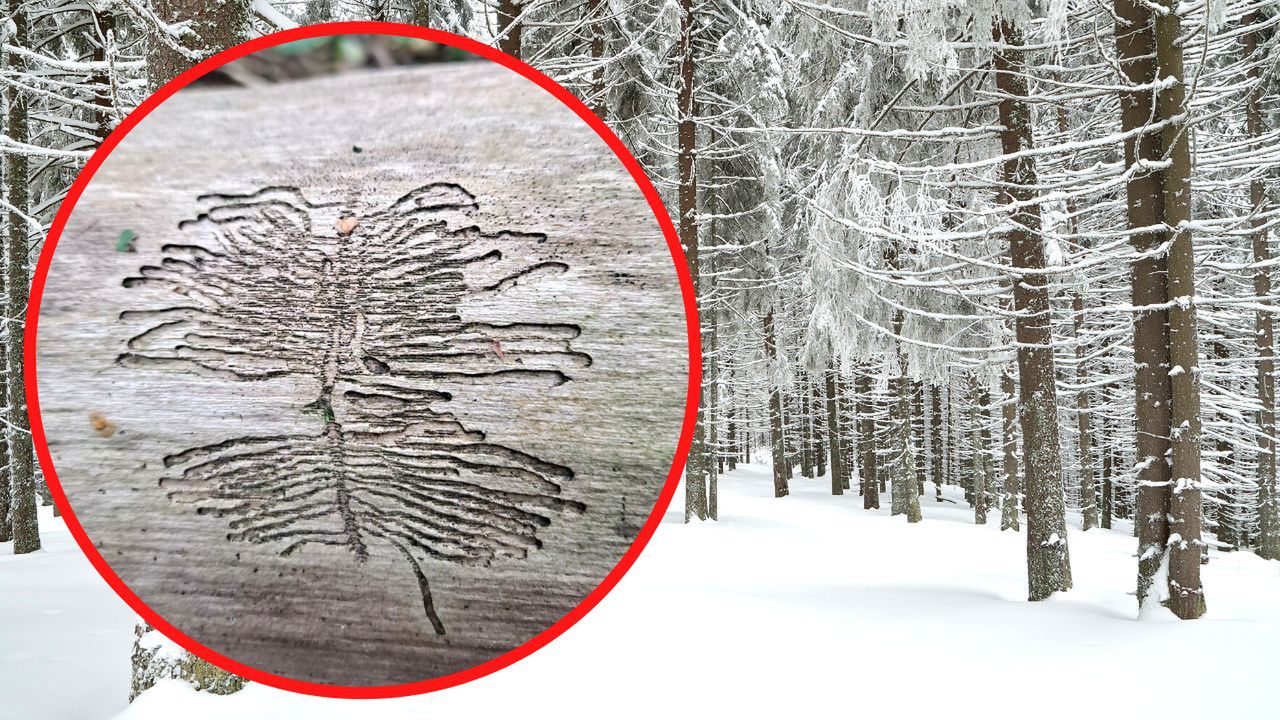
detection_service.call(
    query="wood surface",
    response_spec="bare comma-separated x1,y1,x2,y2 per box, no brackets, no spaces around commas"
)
34,61,687,686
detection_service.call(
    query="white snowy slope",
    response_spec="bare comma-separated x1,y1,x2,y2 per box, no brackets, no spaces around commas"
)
0,506,137,719
6,465,1280,719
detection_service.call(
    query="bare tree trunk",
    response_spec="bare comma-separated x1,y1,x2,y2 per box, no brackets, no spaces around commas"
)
1245,14,1280,560
4,1,39,554
1154,1,1205,618
994,20,1071,599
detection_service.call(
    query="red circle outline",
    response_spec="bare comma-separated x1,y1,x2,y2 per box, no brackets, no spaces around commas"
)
24,21,699,699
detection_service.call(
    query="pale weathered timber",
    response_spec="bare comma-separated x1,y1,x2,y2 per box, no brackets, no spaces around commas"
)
35,62,687,686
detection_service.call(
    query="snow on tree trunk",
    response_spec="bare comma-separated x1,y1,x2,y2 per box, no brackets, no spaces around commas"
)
826,368,844,496
764,310,789,498
856,368,878,510
585,0,607,119
1073,293,1098,530
0,350,9,544
706,291,719,521
993,19,1071,600
837,374,852,491
813,380,826,479
4,0,39,556
889,313,920,523
1116,0,1174,612
911,381,926,496
1245,12,1280,561
678,0,707,522
930,383,944,502
1000,370,1020,531
970,377,987,525
1154,1,1205,620
147,0,251,90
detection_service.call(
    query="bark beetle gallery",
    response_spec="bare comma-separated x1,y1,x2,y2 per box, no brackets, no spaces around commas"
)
118,183,592,637
32,63,687,686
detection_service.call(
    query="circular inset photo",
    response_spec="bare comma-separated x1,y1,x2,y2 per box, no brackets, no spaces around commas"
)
30,28,693,692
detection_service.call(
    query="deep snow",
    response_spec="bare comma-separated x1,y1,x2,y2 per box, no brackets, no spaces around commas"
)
4,464,1280,718
0,506,136,719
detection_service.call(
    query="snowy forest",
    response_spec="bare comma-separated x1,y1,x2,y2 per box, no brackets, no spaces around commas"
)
2,0,1280,713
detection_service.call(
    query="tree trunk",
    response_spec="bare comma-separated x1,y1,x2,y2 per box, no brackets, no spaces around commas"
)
944,382,954,494
930,383,944,501
1101,403,1114,530
1246,13,1280,560
1101,456,1114,530
799,370,815,478
856,368,879,509
1154,1,1205,619
732,368,742,471
91,6,118,138
677,0,706,522
837,374,853,490
994,20,1071,599
813,379,826,478
1073,294,1099,530
706,298,719,521
764,311,789,498
912,380,927,496
0,351,10,543
826,368,844,495
1118,0,1173,613
971,377,988,525
1000,370,1020,531
586,0,608,119
889,314,922,522
148,0,250,90
495,0,524,59
4,1,39,555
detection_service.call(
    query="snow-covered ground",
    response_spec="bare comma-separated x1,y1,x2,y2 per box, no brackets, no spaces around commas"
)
0,506,136,719
5,464,1280,718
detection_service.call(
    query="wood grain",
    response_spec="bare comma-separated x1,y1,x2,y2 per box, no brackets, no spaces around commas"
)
34,61,687,686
